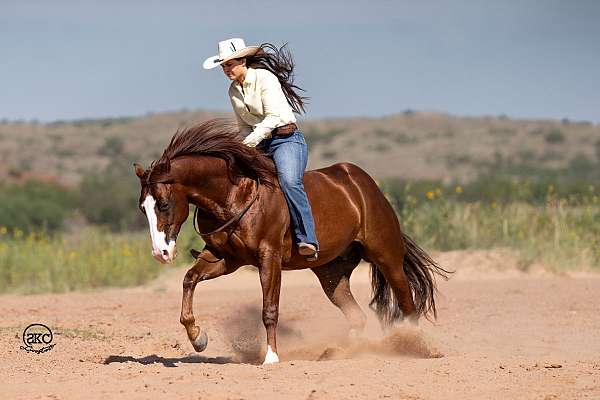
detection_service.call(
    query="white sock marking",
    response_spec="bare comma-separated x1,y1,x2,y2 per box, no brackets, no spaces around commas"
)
263,345,279,365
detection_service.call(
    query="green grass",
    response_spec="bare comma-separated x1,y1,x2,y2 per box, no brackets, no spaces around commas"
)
2,177,598,295
0,216,203,294
384,185,600,271
57,327,108,341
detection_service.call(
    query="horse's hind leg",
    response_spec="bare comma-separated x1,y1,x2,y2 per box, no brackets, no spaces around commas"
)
311,245,366,336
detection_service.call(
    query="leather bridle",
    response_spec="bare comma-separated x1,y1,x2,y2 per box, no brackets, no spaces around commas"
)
144,173,260,263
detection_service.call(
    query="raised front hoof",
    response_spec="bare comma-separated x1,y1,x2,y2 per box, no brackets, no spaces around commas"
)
191,330,208,352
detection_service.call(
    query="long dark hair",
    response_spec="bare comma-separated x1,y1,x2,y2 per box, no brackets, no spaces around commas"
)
244,42,308,114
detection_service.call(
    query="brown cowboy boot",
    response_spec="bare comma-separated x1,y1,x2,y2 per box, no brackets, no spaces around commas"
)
298,242,318,261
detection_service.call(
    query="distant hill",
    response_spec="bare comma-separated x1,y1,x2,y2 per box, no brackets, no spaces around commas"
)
1,110,598,185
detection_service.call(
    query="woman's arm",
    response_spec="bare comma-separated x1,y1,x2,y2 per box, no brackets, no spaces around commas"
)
231,104,253,137
242,71,290,147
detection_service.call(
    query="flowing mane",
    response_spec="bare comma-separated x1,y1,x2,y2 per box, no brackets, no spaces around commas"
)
147,118,277,185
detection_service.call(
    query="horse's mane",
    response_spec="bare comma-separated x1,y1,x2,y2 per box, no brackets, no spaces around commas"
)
147,118,277,186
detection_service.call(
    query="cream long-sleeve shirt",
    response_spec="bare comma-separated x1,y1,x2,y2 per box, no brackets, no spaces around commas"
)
229,67,297,147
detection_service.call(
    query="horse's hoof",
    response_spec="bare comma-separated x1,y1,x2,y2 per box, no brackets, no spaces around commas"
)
262,345,279,365
191,330,208,352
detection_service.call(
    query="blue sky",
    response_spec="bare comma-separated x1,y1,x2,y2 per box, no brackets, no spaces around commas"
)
2,0,599,122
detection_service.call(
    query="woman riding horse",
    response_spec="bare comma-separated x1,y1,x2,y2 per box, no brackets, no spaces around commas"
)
203,38,319,261
132,39,449,365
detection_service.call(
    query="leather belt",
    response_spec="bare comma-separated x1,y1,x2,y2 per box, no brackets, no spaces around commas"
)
272,123,297,136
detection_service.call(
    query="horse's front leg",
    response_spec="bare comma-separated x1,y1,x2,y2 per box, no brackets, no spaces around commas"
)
180,250,231,352
257,247,282,365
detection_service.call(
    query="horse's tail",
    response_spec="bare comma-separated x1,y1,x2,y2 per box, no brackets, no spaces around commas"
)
369,233,452,326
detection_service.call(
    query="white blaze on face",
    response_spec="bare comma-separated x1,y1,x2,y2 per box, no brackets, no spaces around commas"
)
142,194,176,263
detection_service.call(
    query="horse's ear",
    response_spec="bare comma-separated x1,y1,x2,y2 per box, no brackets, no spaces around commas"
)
133,163,145,179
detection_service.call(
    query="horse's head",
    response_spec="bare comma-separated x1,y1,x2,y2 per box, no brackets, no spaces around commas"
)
134,162,189,264
133,119,277,263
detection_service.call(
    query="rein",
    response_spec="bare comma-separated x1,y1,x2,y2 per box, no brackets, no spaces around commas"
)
193,176,260,236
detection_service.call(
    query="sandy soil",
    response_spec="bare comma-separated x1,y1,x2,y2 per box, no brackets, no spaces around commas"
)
1,250,599,399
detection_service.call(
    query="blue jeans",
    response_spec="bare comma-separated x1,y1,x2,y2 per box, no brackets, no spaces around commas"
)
257,129,320,251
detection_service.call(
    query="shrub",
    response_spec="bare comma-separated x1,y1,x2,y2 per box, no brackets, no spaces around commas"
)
322,150,337,159
97,136,125,157
394,132,418,144
304,128,345,148
0,181,76,233
77,160,145,231
370,143,391,152
545,129,565,144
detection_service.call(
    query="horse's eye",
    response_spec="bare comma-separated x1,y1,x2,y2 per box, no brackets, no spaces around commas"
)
157,201,170,212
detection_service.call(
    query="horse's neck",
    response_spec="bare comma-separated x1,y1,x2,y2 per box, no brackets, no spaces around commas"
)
178,157,252,222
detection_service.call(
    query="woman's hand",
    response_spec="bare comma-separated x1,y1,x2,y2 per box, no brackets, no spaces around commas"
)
242,133,264,147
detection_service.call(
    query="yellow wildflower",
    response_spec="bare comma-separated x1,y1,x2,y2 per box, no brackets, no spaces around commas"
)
426,191,435,200
455,186,463,194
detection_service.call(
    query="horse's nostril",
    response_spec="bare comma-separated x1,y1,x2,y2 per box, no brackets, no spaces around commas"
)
162,250,169,257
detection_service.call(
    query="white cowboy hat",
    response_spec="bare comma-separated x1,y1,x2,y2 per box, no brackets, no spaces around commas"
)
202,38,260,70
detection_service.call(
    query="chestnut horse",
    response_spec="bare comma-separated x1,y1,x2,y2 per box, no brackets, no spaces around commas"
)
134,119,448,364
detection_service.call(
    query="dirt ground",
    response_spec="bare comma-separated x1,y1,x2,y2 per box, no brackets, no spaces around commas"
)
1,250,599,399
